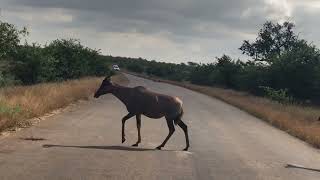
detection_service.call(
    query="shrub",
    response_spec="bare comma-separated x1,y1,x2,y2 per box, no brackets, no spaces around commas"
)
43,39,108,80
10,43,44,84
127,63,144,73
0,71,18,87
8,39,112,85
260,86,294,104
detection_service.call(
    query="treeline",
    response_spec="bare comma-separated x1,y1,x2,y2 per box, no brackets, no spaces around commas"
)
1,19,320,104
102,56,194,82
103,22,320,104
0,20,112,86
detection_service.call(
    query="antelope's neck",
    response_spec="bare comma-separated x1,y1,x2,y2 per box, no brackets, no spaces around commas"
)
111,85,131,107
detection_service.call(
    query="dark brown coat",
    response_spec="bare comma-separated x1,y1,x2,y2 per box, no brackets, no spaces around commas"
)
94,76,189,151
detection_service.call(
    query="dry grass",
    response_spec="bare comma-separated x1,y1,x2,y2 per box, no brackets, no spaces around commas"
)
0,73,128,131
128,72,320,148
179,84,320,148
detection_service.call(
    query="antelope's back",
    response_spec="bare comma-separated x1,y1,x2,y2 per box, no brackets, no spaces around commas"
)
132,86,183,117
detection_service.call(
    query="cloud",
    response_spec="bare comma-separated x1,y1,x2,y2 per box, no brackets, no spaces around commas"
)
4,7,73,24
0,0,320,63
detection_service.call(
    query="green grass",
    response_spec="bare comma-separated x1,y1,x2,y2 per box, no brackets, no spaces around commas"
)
0,102,22,118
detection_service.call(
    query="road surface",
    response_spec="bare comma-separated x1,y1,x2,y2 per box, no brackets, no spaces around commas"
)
1,74,320,180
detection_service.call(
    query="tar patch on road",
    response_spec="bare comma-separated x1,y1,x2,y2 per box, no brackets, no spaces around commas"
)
20,137,47,141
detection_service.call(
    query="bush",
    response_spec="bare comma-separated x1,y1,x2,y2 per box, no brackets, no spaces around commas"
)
235,62,269,95
268,40,320,101
7,39,112,85
127,63,144,73
43,39,109,80
260,86,294,104
190,64,215,85
0,72,18,87
10,43,44,84
189,55,241,87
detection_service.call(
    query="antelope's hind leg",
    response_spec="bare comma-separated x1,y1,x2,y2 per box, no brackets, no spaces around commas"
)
132,114,142,147
156,118,175,150
177,120,190,151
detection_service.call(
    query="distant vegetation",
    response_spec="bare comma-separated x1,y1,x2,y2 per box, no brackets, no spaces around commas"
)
1,20,320,104
102,21,320,105
1,19,320,148
0,20,112,86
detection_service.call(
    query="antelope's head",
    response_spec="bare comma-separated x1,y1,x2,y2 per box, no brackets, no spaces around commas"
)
94,76,114,98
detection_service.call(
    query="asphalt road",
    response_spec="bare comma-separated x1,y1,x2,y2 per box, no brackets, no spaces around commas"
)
1,74,320,180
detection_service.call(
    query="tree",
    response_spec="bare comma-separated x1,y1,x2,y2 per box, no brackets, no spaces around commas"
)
0,20,28,59
10,43,44,84
187,62,199,67
268,40,320,101
44,39,104,80
239,21,298,64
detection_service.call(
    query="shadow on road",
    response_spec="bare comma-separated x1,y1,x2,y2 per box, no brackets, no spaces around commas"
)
42,144,156,151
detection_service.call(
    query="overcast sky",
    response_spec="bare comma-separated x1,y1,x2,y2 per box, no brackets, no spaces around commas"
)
1,0,320,63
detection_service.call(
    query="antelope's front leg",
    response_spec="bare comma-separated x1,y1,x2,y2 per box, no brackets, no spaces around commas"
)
121,113,135,143
132,114,142,147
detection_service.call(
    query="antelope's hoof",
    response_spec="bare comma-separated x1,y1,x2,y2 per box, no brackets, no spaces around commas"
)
156,146,162,150
132,143,138,147
122,138,126,143
183,147,189,151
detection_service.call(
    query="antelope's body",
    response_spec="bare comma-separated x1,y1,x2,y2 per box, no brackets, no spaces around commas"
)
94,76,190,151
114,86,183,120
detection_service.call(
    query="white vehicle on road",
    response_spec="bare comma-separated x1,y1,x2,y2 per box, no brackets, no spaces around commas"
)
112,64,120,71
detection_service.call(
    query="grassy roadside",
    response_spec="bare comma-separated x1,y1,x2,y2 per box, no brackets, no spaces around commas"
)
127,72,320,148
0,73,128,132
